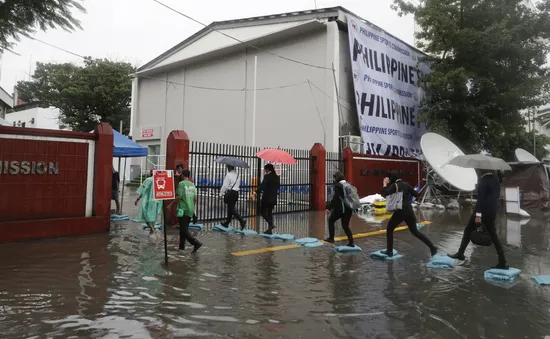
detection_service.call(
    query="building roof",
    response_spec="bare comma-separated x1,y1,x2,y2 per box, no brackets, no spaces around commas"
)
137,6,421,76
0,86,13,108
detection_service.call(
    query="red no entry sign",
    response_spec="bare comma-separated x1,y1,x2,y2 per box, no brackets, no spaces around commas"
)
152,170,175,200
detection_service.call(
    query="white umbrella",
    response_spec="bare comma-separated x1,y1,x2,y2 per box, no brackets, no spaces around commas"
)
447,154,512,171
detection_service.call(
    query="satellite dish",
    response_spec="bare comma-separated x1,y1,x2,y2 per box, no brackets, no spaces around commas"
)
421,133,478,192
515,148,539,163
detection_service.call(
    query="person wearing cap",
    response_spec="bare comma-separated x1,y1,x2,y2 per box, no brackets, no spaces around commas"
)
135,168,162,235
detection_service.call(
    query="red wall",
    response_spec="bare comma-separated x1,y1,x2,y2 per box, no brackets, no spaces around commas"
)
344,148,424,197
0,139,89,222
0,124,113,244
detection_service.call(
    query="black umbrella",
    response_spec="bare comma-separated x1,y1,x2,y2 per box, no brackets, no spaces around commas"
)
215,156,250,169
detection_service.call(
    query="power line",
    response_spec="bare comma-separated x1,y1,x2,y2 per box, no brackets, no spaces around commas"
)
28,36,86,59
151,0,332,71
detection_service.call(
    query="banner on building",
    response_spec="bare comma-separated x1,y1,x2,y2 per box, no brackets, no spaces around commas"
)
347,16,429,158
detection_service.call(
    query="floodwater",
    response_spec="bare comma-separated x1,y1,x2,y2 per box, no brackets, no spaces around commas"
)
1,200,550,338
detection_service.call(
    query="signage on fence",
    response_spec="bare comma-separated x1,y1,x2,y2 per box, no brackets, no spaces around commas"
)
153,170,175,200
347,15,429,158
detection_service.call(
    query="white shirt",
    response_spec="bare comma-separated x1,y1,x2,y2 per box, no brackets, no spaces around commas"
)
220,170,240,194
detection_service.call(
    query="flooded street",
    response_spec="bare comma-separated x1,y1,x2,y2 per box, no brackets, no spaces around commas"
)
1,200,550,338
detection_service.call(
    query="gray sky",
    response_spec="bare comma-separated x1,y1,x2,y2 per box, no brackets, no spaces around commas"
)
1,0,414,94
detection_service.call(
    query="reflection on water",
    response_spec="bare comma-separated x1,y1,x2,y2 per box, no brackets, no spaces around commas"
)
0,210,549,338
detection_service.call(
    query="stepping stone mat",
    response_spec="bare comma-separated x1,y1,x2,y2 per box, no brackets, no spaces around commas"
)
258,233,296,241
213,225,235,232
426,255,456,269
369,249,403,260
484,268,521,282
334,245,362,253
234,229,258,236
111,214,130,221
188,223,205,230
532,275,550,286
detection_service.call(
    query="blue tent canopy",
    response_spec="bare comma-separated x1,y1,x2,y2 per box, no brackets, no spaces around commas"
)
113,130,148,158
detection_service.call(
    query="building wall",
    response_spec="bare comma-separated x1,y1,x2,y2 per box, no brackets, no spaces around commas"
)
133,27,340,153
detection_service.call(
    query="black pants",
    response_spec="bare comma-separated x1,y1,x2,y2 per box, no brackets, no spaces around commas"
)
386,206,435,253
223,190,245,226
328,208,354,244
179,216,200,249
458,213,506,264
261,201,275,228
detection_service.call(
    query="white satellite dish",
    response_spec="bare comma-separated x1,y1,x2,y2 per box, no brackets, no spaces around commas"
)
421,133,478,192
515,148,539,163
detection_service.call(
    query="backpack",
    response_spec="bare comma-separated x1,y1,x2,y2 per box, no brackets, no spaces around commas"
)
342,182,361,210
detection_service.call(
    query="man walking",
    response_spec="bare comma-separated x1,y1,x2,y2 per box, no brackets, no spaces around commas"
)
175,169,202,253
112,168,122,215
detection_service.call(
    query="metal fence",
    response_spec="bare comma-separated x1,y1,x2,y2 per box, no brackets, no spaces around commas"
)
326,151,345,203
189,141,314,222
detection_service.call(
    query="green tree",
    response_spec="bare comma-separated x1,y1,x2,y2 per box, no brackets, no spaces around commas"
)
16,58,135,133
0,0,85,51
392,0,550,156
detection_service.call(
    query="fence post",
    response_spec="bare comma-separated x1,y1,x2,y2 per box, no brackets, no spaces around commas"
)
343,146,354,186
164,130,190,226
93,122,114,230
310,143,326,211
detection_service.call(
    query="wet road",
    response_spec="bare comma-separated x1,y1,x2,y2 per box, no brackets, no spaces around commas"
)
1,199,550,338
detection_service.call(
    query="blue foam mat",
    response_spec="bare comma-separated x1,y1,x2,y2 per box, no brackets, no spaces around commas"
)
111,214,130,221
302,241,324,248
484,268,521,282
369,249,403,260
188,223,205,230
141,223,163,230
234,229,258,236
295,237,320,245
258,233,296,241
427,255,456,269
213,225,235,232
532,275,550,285
334,245,362,253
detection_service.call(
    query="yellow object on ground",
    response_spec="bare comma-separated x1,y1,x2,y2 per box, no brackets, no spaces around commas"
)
373,200,386,215
231,221,432,257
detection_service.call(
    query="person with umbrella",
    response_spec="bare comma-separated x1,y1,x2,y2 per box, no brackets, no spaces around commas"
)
217,157,248,230
446,154,509,269
448,169,508,269
257,163,280,234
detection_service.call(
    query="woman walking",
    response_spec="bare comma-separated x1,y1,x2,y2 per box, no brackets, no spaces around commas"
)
258,164,280,234
220,165,246,230
135,168,162,235
381,171,437,257
324,172,354,247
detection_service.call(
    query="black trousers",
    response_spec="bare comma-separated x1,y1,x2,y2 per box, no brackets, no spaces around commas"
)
179,216,200,249
458,212,506,264
261,201,275,228
328,208,354,244
223,190,245,226
386,206,435,253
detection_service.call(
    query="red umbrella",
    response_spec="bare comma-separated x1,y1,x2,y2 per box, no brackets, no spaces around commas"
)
256,148,297,165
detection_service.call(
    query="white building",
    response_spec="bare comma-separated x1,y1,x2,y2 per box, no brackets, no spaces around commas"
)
5,103,66,130
0,86,12,126
131,7,407,156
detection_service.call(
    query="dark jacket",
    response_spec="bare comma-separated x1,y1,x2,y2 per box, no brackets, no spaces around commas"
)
112,171,120,191
475,173,500,218
259,172,280,205
326,181,353,214
381,179,418,208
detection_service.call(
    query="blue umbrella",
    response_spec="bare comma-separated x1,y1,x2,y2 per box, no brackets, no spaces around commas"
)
215,156,250,169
